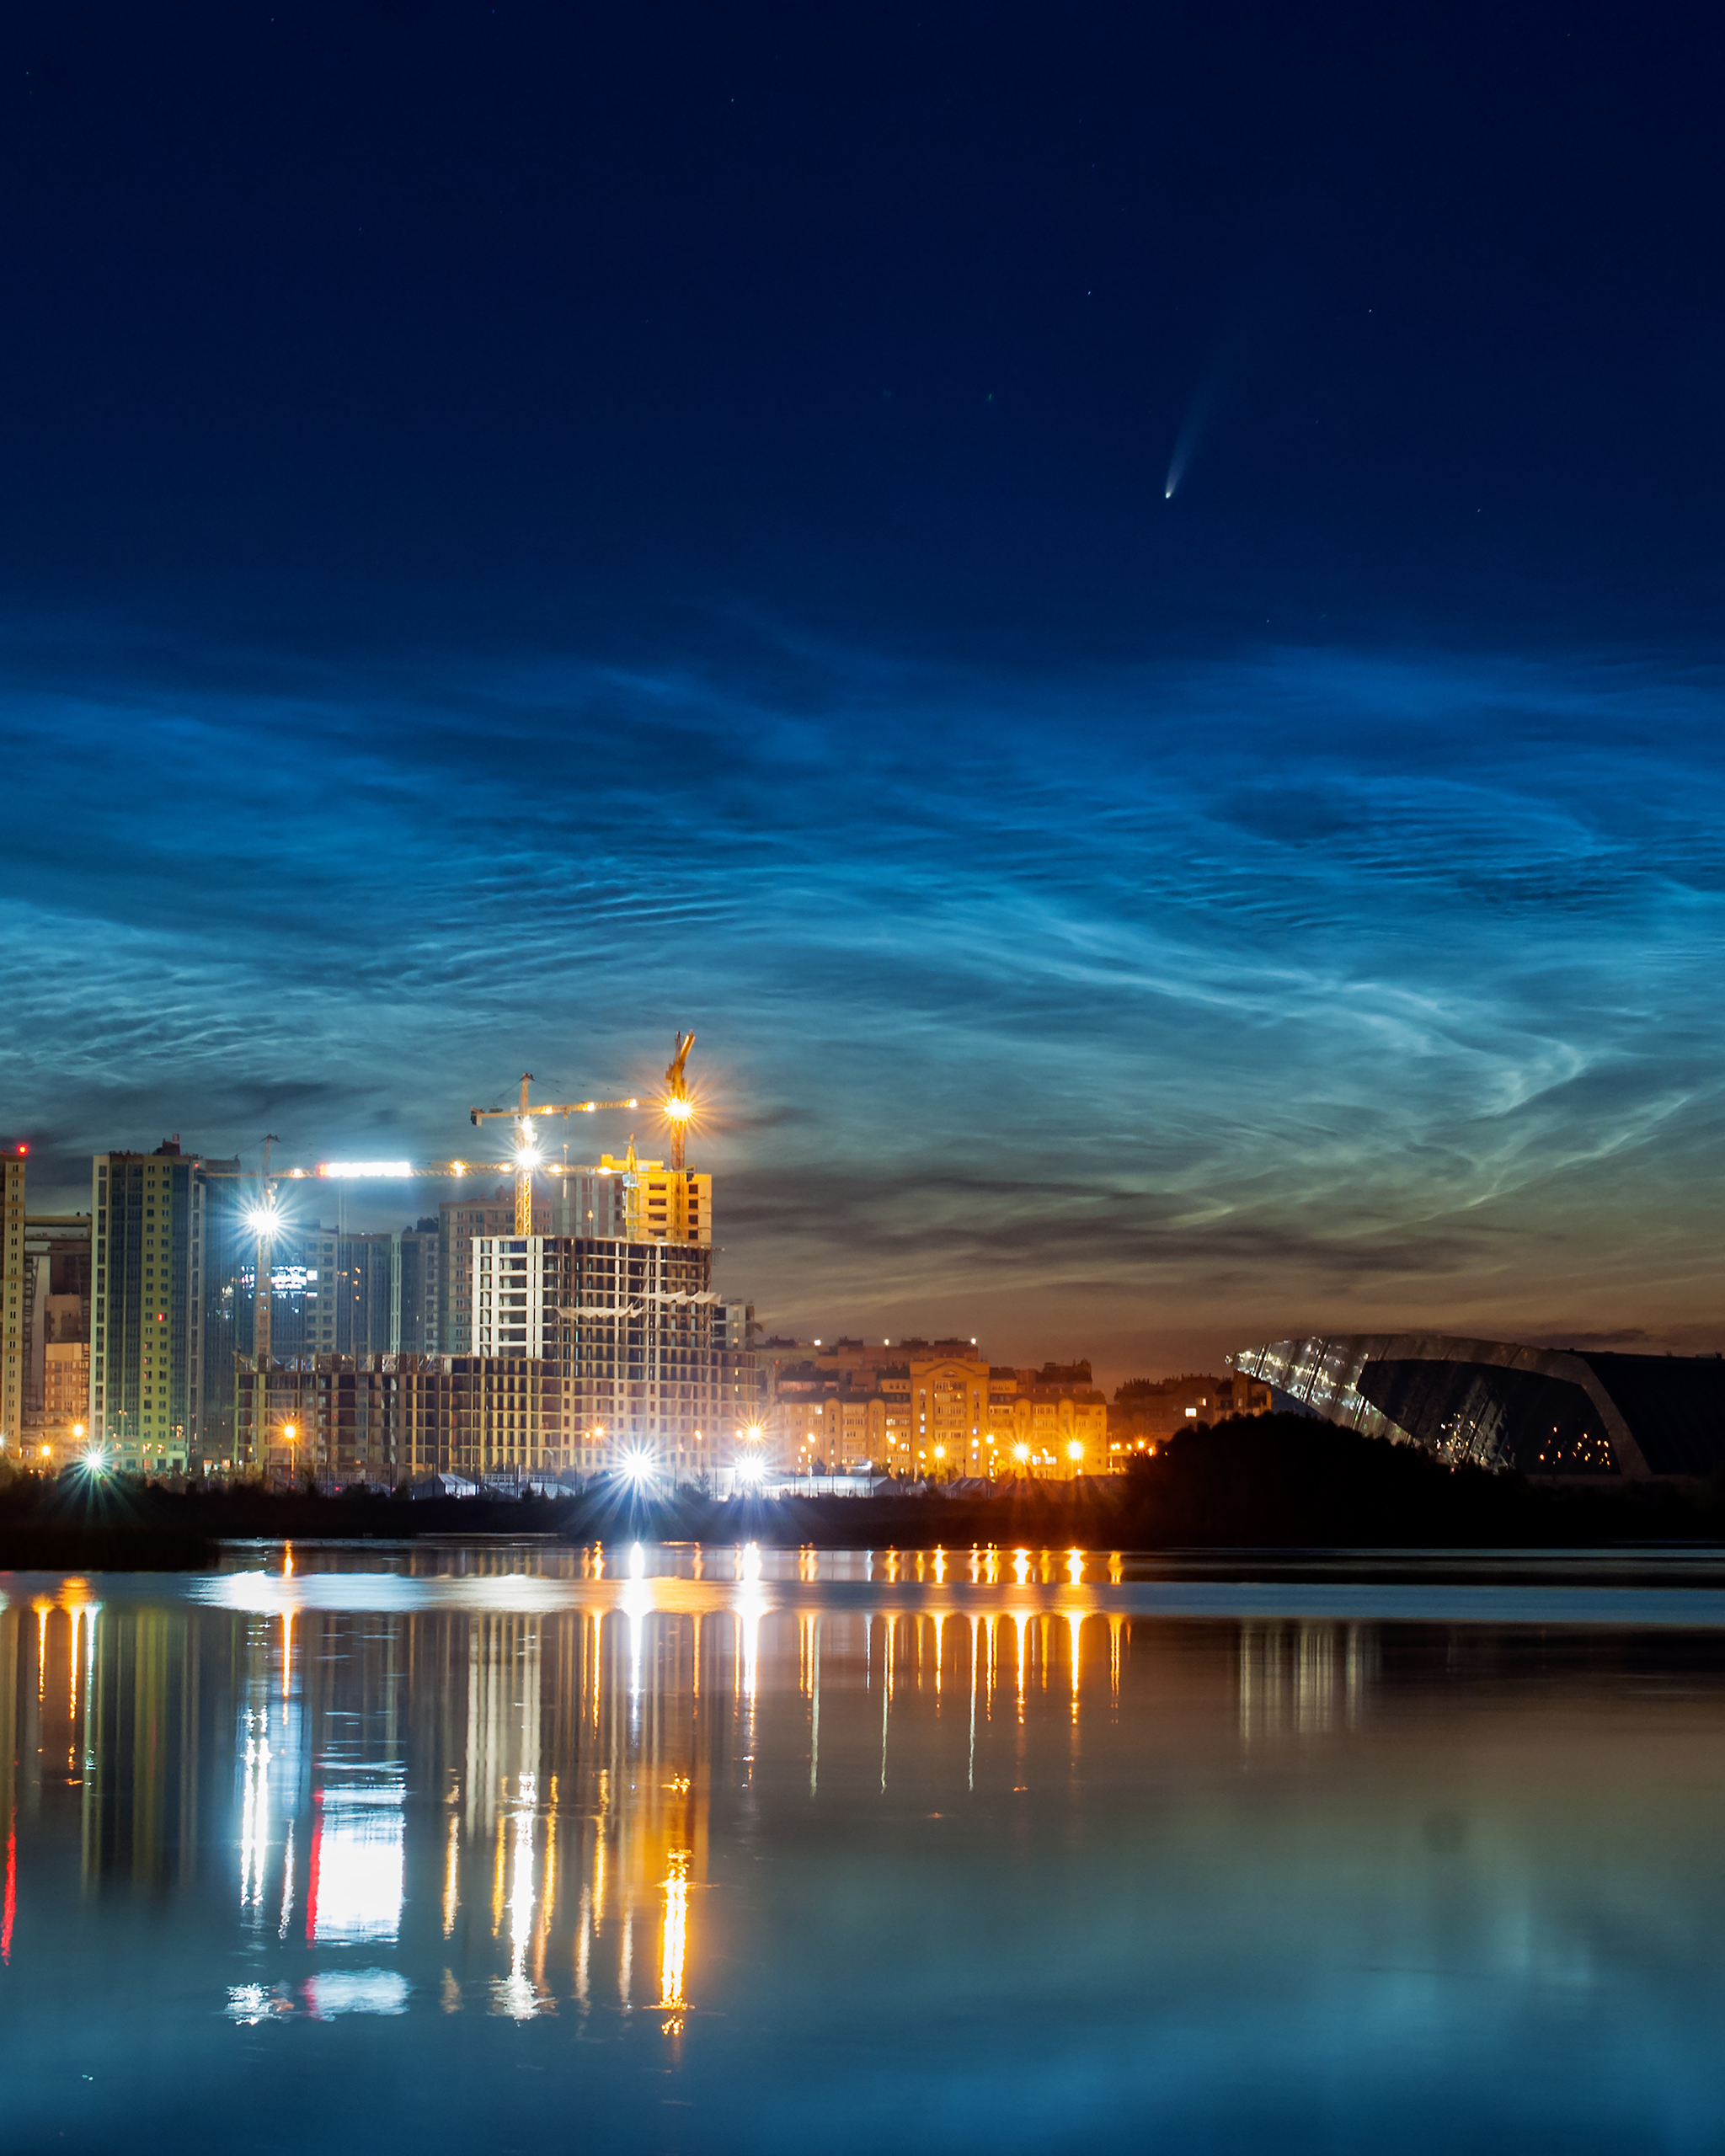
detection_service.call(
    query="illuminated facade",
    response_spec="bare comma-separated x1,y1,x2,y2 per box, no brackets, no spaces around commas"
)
472,1235,737,1478
440,1195,542,1354
1230,1332,1725,1479
1,1150,23,1453
19,1213,91,1469
89,1142,243,1474
236,1353,559,1485
766,1343,1109,1478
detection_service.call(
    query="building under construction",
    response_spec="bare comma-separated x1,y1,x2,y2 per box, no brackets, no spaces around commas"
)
232,1039,765,1486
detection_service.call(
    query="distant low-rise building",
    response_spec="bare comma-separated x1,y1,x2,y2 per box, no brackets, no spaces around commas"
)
1107,1371,1272,1464
760,1340,1108,1478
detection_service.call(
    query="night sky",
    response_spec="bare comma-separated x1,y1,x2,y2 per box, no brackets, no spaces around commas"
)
7,3,1725,1380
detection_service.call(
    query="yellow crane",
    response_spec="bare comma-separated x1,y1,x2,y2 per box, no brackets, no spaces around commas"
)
662,1031,696,1171
470,1073,638,1235
256,1069,645,1367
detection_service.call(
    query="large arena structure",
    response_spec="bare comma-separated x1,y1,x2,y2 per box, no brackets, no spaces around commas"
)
1228,1334,1725,1481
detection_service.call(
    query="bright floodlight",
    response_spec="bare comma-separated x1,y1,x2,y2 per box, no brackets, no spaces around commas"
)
515,1147,542,1170
742,1423,764,1444
1013,1442,1030,1463
1066,1440,1084,1461
619,1449,656,1486
244,1205,278,1233
663,1097,693,1122
738,1455,764,1485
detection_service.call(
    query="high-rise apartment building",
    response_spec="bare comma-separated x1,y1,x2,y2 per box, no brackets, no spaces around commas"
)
90,1141,241,1474
2,1149,24,1453
471,1231,728,1478
440,1194,539,1353
22,1212,91,1468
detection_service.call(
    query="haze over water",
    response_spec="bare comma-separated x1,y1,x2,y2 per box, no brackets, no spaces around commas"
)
5,1542,1725,2152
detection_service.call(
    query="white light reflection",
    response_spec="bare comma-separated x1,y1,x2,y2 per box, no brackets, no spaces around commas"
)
308,1782,405,1945
302,1969,409,2017
278,1820,296,1940
734,1545,767,1755
239,1724,272,1913
491,1774,544,2020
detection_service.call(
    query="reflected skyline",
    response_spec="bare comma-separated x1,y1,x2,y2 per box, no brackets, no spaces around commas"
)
7,1547,1725,2150
0,1545,1359,2031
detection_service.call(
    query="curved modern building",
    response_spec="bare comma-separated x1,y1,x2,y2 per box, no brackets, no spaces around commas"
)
1228,1333,1725,1481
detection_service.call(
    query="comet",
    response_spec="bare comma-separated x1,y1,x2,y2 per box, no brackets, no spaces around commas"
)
1164,380,1217,501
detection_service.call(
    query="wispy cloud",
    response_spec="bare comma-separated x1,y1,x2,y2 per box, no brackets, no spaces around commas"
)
8,616,1725,1375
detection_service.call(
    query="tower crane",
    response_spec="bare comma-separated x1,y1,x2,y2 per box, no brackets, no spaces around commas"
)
248,1134,282,1369
662,1031,695,1171
249,1071,644,1367
469,1074,638,1235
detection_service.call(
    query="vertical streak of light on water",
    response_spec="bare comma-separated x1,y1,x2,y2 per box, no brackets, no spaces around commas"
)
536,1776,557,1990
575,1882,591,2008
1014,1613,1028,1726
969,1614,980,1791
880,1619,890,1793
465,1625,481,1840
276,1813,296,1939
442,1811,460,1938
809,1617,820,1797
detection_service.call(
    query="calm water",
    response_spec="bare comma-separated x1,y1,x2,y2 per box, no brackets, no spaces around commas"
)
7,1541,1725,2153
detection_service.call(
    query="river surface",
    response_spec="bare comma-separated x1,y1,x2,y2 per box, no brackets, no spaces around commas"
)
5,1540,1725,2152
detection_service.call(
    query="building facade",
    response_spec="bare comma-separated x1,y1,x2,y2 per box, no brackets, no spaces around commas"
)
2,1150,24,1454
471,1232,732,1481
760,1341,1110,1478
21,1212,91,1469
235,1353,562,1486
90,1142,243,1475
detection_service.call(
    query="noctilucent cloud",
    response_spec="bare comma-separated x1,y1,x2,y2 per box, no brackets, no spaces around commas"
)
5,3,1725,1377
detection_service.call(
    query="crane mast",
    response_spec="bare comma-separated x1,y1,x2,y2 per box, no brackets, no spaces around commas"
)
469,1073,638,1235
663,1031,696,1171
253,1134,281,1370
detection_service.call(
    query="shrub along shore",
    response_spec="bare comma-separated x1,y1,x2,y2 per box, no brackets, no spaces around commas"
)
6,1417,1725,1570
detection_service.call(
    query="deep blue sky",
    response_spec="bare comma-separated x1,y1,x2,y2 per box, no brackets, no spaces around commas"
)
6,1,1725,1379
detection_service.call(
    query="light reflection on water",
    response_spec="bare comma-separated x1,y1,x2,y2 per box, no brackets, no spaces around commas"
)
3,1545,1725,2150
